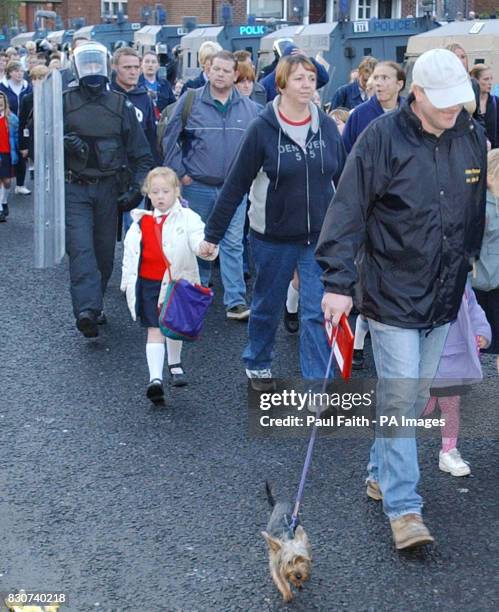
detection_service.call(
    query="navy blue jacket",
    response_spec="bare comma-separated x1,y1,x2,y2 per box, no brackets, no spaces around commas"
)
0,79,32,116
343,95,404,153
111,79,159,162
180,72,208,96
204,98,346,245
330,80,366,111
138,73,175,112
261,58,329,102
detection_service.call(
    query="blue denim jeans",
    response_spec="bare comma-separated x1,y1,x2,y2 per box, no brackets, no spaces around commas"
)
243,235,331,379
367,319,450,519
182,180,247,309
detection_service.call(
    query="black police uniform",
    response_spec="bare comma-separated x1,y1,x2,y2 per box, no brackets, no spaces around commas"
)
63,85,152,323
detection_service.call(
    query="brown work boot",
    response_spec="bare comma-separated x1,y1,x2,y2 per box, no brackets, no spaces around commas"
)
366,478,382,501
390,513,434,550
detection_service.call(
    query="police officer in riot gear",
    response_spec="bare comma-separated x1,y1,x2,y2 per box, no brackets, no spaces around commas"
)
64,42,153,338
258,38,293,80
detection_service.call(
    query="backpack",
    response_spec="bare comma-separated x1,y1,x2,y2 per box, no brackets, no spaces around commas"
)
157,88,195,156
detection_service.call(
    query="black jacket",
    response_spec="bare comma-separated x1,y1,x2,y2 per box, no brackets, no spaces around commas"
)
316,95,487,329
180,72,207,96
18,92,33,158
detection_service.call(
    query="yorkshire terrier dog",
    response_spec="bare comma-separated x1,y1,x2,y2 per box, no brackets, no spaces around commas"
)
261,482,312,602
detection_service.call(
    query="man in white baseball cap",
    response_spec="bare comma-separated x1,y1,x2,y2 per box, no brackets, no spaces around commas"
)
411,48,475,133
317,47,486,550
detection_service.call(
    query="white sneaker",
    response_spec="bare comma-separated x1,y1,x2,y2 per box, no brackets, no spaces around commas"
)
15,186,31,195
439,448,471,477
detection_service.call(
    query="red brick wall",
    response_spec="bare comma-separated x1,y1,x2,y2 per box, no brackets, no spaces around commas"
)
213,0,247,24
401,0,418,16
61,0,100,27
58,0,214,30
165,1,213,24
474,1,497,17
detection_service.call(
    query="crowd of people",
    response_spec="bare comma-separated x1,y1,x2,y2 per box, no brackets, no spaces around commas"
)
0,34,498,553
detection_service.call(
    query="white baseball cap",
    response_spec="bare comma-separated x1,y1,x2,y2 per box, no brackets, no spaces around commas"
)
412,48,475,109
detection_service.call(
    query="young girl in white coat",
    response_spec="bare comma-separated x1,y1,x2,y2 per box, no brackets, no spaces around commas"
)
121,167,218,405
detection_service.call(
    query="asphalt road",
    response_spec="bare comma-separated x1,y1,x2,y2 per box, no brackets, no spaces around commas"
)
0,191,497,612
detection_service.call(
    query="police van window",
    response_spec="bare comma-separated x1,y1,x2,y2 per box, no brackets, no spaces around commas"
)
396,46,406,64
364,48,372,56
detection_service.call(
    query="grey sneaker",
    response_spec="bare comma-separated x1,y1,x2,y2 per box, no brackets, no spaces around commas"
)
390,513,434,550
226,304,250,321
246,368,276,391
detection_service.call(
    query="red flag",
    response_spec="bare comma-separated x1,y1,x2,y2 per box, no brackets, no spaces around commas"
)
324,314,354,380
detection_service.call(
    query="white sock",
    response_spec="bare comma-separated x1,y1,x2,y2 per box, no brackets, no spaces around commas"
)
286,281,299,314
3,185,10,204
166,339,183,373
146,342,165,381
354,315,369,350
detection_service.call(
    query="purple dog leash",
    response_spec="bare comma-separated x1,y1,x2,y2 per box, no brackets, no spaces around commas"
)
288,325,338,533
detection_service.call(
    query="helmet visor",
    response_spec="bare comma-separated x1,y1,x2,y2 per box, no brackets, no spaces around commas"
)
73,44,108,79
273,39,294,58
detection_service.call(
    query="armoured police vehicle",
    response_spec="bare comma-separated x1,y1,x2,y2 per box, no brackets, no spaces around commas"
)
406,20,499,84
180,22,287,80
73,20,142,52
258,17,438,101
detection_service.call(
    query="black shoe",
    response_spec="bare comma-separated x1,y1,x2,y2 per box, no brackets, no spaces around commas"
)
146,379,165,404
76,310,98,338
283,307,299,333
352,349,364,370
0,212,6,223
168,363,188,387
2,204,9,217
97,311,107,325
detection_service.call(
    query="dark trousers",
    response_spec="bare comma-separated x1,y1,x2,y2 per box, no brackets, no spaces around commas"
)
15,156,27,187
65,177,119,317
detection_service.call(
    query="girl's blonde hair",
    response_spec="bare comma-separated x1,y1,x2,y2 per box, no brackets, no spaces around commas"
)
0,92,10,118
142,166,181,198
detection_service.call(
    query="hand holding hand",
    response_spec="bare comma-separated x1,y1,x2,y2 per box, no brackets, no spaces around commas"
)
477,335,488,350
181,175,193,186
198,240,217,257
321,292,353,326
